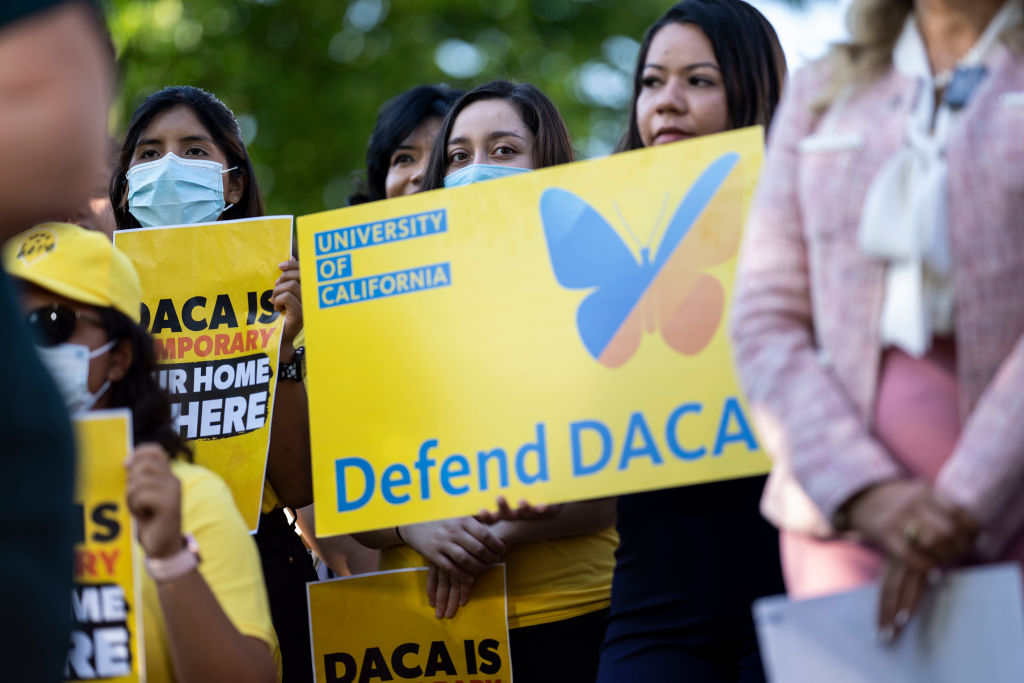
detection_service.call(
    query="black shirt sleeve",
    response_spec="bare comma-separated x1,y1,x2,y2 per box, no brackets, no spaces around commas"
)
0,268,76,683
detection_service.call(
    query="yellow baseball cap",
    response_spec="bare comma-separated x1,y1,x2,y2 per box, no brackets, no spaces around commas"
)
3,223,142,323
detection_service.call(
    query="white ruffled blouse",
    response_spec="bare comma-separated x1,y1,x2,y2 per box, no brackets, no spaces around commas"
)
857,3,1020,356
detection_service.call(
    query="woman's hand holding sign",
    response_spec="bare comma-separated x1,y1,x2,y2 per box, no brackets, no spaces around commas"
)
427,563,474,619
273,258,303,355
399,517,507,582
402,517,506,620
125,443,183,560
424,499,546,620
266,256,314,508
420,497,616,619
358,498,615,620
126,443,278,682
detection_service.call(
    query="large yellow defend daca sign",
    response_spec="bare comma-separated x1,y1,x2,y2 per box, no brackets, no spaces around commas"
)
115,217,292,531
307,567,511,683
298,127,769,536
68,410,144,682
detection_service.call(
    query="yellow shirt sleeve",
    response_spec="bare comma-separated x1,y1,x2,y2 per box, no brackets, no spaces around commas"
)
381,526,617,629
143,461,280,683
261,479,280,514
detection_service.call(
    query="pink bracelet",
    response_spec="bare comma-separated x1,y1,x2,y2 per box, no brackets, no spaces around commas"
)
145,534,201,582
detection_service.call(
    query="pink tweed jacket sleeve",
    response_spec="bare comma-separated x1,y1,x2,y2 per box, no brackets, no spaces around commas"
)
931,51,1024,556
729,65,902,535
731,50,1024,556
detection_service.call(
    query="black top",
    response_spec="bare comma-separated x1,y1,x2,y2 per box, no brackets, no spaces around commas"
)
0,268,75,682
600,475,785,678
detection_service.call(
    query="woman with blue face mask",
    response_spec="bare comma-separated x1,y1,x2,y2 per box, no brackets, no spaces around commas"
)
357,80,618,683
419,80,575,191
111,87,261,229
110,85,316,683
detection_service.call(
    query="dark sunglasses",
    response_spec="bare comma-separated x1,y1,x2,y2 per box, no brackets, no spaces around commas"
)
25,304,105,347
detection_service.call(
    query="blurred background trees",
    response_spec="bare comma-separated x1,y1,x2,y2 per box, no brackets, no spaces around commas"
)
103,0,832,216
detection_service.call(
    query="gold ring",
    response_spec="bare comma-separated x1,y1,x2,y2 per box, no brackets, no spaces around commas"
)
903,520,922,545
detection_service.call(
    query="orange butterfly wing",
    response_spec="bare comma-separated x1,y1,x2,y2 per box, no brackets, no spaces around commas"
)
591,156,742,366
654,171,743,356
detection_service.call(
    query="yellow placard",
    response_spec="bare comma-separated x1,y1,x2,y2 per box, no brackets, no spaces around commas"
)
68,410,144,682
308,566,512,683
298,128,769,536
114,217,293,531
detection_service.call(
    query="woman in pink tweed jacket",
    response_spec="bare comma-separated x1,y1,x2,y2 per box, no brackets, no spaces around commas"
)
731,0,1024,638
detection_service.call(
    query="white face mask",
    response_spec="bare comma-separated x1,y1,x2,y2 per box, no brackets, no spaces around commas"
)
36,341,116,414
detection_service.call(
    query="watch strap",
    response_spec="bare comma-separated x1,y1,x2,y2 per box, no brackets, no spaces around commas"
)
278,345,305,382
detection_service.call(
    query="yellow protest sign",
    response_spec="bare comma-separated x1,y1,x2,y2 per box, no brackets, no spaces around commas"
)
68,410,144,682
308,567,511,683
298,128,769,536
114,217,292,531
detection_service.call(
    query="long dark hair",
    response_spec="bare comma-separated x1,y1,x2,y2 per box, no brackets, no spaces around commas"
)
349,85,464,204
111,86,265,229
618,0,787,152
97,308,192,461
421,80,575,191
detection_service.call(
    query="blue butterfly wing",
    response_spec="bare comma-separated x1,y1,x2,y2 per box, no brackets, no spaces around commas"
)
574,282,648,361
540,188,639,287
653,152,740,270
539,188,652,360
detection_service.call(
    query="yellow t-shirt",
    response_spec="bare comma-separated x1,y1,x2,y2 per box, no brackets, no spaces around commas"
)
142,460,280,682
381,527,618,629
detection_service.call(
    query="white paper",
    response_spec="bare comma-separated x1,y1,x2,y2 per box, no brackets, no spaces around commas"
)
754,563,1024,683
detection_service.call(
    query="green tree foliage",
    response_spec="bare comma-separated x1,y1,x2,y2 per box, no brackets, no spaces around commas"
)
105,0,687,216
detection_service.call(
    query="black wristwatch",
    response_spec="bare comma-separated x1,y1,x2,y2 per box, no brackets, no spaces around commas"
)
278,346,305,381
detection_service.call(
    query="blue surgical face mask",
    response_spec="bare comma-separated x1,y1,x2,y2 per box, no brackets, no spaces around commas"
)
126,153,237,228
443,163,531,189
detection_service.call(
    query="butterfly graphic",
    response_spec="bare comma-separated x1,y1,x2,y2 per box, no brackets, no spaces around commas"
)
539,152,742,368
